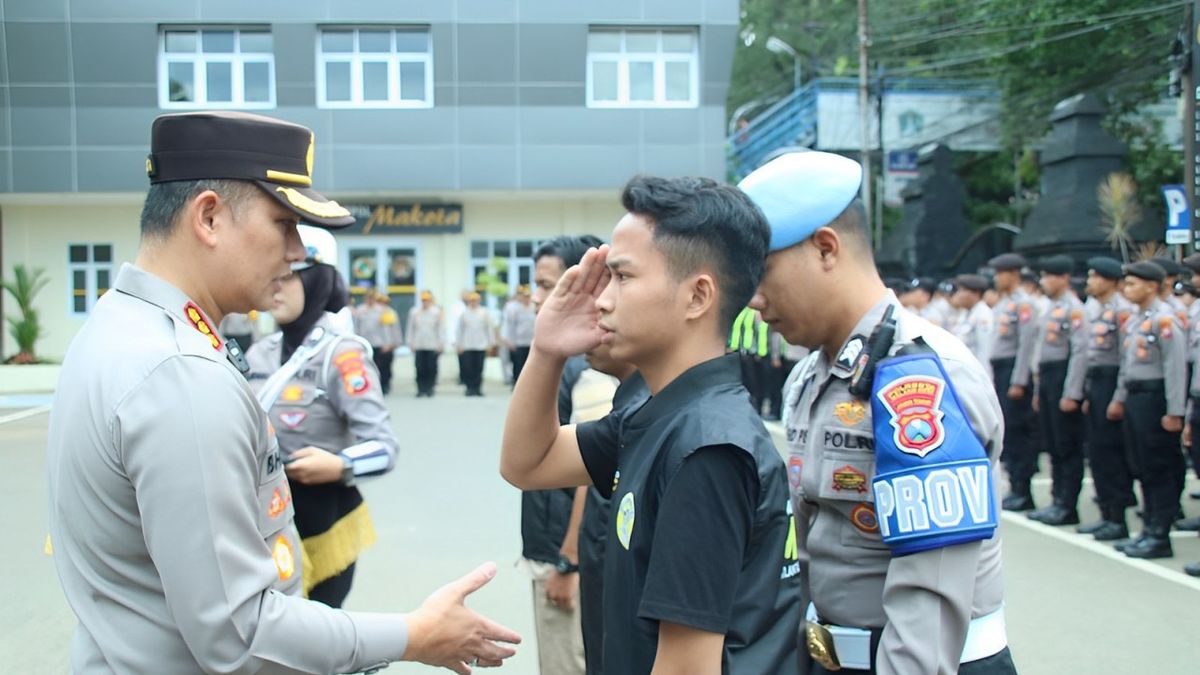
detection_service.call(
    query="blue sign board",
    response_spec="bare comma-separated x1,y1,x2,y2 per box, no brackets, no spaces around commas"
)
887,150,919,174
1162,184,1191,245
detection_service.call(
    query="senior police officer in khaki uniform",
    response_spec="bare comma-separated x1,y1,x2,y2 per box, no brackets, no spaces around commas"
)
742,151,1015,675
46,111,519,674
1108,261,1188,559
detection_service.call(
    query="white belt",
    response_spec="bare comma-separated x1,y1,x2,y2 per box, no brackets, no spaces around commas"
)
806,604,1007,668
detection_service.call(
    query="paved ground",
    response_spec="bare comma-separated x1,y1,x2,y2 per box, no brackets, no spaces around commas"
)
4,355,1199,674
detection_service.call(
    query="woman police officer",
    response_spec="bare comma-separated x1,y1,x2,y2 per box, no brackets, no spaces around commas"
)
245,225,399,607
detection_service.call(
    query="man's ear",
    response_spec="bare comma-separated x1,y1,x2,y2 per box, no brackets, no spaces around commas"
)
809,227,841,269
684,272,718,323
188,190,224,249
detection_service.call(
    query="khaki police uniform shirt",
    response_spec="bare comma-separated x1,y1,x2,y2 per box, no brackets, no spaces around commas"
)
406,305,444,352
990,290,1039,386
46,264,407,674
1113,298,1188,416
457,307,494,351
783,292,1005,675
1035,292,1088,401
1084,294,1129,369
245,315,399,473
355,304,401,348
953,300,994,379
500,300,536,348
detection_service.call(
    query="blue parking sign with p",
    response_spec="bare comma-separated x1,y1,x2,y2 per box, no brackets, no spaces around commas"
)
1162,184,1191,246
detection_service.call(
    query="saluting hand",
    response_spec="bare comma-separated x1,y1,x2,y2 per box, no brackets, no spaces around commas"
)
285,446,345,485
532,245,612,358
404,562,522,674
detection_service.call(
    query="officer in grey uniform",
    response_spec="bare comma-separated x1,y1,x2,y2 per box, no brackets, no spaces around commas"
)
245,225,399,608
1108,261,1187,559
741,151,1015,675
1180,253,1200,510
950,274,994,378
988,253,1041,511
1076,257,1136,540
45,111,518,674
1026,255,1088,526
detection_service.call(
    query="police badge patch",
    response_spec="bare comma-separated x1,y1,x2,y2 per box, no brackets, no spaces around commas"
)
876,375,946,458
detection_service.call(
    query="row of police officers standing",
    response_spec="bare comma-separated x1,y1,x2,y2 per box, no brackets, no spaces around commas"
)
949,250,1200,571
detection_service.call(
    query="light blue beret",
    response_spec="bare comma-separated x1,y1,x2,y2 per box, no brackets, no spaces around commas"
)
738,151,863,252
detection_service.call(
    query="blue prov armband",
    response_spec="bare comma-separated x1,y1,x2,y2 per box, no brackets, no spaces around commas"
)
870,352,997,556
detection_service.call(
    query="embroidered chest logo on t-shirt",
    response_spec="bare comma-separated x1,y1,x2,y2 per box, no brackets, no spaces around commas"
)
616,492,636,550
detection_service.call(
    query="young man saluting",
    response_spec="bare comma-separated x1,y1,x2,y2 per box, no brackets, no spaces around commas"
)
500,175,800,675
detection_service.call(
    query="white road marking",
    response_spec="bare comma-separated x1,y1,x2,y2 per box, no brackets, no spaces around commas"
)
1000,510,1200,593
0,405,51,425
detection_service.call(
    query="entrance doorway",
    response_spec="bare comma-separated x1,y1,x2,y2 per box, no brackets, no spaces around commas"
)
342,241,422,342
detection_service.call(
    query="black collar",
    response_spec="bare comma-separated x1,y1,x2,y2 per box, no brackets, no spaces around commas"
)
627,354,741,429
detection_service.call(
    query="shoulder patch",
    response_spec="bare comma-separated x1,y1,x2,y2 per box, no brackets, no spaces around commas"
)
334,349,371,395
875,375,946,458
1159,316,1175,340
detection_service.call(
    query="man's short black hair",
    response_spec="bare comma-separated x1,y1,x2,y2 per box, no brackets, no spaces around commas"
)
139,179,258,240
828,199,872,258
620,175,770,332
533,235,604,268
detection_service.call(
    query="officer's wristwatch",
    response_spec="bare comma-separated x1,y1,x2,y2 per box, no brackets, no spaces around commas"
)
339,455,356,487
555,554,579,574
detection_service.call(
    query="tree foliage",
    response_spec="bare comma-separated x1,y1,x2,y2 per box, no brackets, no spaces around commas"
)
729,0,1186,231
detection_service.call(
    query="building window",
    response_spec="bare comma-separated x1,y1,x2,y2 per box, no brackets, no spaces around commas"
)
899,110,925,137
469,239,541,307
317,28,434,108
68,244,113,316
587,28,699,108
158,28,275,109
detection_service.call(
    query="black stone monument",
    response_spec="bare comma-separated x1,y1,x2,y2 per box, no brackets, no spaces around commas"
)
876,143,969,279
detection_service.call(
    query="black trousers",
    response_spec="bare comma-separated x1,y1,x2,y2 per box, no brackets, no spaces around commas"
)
991,357,1037,494
769,357,798,418
579,541,604,675
511,345,531,386
461,350,485,393
414,349,439,394
740,354,768,413
1036,360,1084,509
372,347,394,394
1085,367,1136,514
308,563,355,608
1124,381,1186,529
810,646,1018,675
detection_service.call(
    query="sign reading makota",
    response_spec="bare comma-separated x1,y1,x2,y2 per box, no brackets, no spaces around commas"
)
341,203,464,235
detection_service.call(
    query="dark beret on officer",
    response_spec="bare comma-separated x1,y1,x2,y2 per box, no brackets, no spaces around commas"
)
937,278,956,294
1123,261,1166,282
1175,280,1198,296
1182,253,1200,273
1151,256,1185,277
1087,257,1124,280
988,252,1027,271
1038,255,1074,276
1020,269,1038,285
954,274,990,293
909,277,937,294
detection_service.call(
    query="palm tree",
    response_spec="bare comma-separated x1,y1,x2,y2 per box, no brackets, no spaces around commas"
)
1098,172,1141,264
1,264,49,363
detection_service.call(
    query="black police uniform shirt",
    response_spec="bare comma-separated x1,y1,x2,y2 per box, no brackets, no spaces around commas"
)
576,354,802,675
522,355,590,564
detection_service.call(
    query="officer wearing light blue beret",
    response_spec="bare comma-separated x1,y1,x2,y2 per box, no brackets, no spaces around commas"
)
742,151,1016,675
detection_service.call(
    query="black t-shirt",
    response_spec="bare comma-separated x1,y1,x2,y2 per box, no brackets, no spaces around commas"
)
577,354,801,675
579,372,651,572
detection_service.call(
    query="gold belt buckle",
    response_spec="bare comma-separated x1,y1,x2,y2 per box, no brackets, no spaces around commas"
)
805,620,841,671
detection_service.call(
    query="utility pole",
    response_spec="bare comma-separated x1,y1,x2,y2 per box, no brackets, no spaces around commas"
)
858,0,874,248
